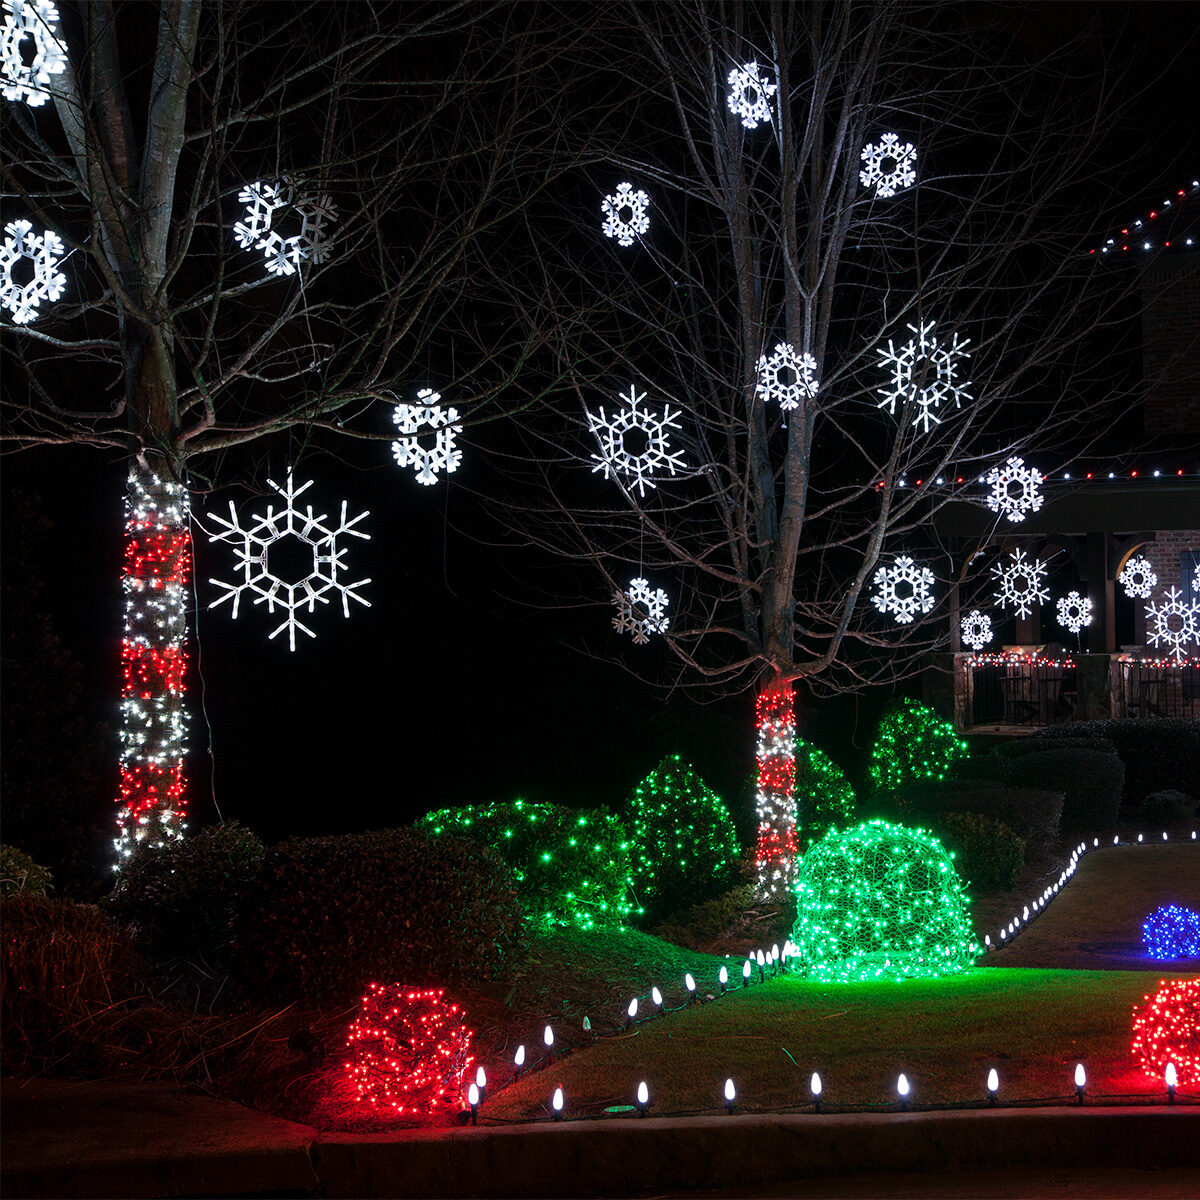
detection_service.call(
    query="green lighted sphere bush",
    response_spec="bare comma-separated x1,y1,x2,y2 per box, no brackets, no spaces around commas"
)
791,819,979,982
868,699,969,794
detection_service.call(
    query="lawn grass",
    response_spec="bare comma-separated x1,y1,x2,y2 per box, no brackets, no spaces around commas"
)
482,967,1197,1121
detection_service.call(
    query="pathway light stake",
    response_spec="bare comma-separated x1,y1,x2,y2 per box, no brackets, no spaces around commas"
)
636,1081,650,1117
652,986,664,1014
1074,1063,1086,1105
897,1073,911,1112
513,1044,526,1077
719,966,728,994
552,1086,564,1121
475,1065,487,1102
1166,1062,1177,1106
685,973,696,1003
583,1015,592,1037
811,1072,823,1114
544,1024,555,1065
724,1077,737,1115
467,1082,479,1126
987,1068,999,1107
627,997,638,1028
743,960,752,987
756,949,766,982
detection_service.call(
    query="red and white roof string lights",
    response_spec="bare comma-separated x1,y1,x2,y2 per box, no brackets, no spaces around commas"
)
1089,179,1200,256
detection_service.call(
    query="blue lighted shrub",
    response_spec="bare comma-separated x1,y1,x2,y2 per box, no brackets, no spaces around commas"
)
1142,905,1200,960
867,699,970,794
795,738,857,850
623,755,740,920
419,799,637,930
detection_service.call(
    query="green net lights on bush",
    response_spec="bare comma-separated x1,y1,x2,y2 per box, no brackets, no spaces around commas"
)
868,699,970,794
790,819,979,982
794,738,857,850
625,754,740,915
419,798,637,930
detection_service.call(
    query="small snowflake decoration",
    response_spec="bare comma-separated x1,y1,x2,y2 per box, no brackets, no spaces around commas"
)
601,183,650,248
1193,561,1200,594
960,609,993,651
233,179,336,276
991,548,1050,619
1145,587,1200,662
1,0,67,107
1,218,65,324
727,61,776,130
876,320,972,435
391,389,462,486
1055,590,1092,635
587,385,686,497
1118,554,1157,599
207,470,371,652
612,576,669,645
859,133,917,198
871,555,935,625
756,342,819,411
984,456,1043,523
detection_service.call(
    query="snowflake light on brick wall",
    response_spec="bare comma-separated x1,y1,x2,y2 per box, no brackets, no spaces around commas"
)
588,385,685,497
601,183,650,247
859,133,917,198
1,0,67,107
613,576,669,645
392,389,462,485
1118,554,1157,599
756,342,819,410
871,555,935,625
727,61,775,130
1,219,65,323
1056,591,1092,634
876,320,971,434
233,179,335,276
991,548,1050,619
984,456,1043,523
1145,587,1200,661
960,609,993,651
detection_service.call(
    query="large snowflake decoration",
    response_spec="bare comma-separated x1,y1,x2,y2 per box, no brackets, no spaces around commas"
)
1,0,66,107
391,389,462,486
859,133,917,198
1145,587,1200,662
587,385,686,497
1117,554,1157,599
984,456,1043,523
1,218,65,324
871,555,936,625
1055,591,1092,634
756,342,819,411
612,576,670,645
876,320,972,435
960,609,993,651
727,61,776,130
601,183,650,247
233,179,336,276
207,471,371,652
990,548,1050,619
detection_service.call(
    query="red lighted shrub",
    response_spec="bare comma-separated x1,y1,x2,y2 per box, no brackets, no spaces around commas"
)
1131,977,1200,1085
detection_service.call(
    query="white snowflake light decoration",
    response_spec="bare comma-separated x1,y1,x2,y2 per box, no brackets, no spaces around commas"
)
233,179,335,276
991,548,1050,619
1,218,65,323
859,133,917,199
208,470,371,652
876,320,972,434
984,456,1044,523
960,609,993,651
1,0,66,107
612,576,669,645
756,342,819,411
871,555,936,625
1193,560,1200,595
1117,554,1157,599
391,389,462,486
601,182,650,247
1056,590,1092,634
727,61,776,130
1145,587,1200,662
587,385,686,497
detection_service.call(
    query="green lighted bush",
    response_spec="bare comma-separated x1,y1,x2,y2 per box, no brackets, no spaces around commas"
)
791,819,978,982
419,798,637,930
867,699,970,794
623,755,740,920
795,738,857,850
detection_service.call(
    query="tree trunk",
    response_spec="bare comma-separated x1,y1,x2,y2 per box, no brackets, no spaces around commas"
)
754,680,797,899
115,460,191,861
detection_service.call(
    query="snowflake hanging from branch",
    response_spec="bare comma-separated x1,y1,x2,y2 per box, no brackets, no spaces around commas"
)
1055,591,1092,634
756,342,819,411
207,470,371,652
859,133,917,198
871,555,936,625
1,0,66,107
984,456,1043,524
391,389,462,486
233,179,336,276
612,576,670,645
587,385,686,497
876,320,972,435
960,609,993,651
601,183,650,247
727,61,776,130
1117,554,1157,599
991,549,1050,619
1145,587,1200,661
1,218,65,324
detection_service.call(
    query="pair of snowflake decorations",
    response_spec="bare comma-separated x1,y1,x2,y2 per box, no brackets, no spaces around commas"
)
1145,588,1200,661
859,133,917,199
1118,554,1157,599
601,182,650,247
991,548,1049,619
1,0,66,107
233,179,336,277
727,61,776,130
960,609,993,652
756,343,819,410
392,389,462,486
984,456,1043,523
613,576,670,645
1056,591,1092,635
876,320,972,435
208,471,371,652
871,555,936,625
588,384,685,498
1,218,65,323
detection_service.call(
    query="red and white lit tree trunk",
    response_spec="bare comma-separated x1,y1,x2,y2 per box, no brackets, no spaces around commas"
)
754,683,797,897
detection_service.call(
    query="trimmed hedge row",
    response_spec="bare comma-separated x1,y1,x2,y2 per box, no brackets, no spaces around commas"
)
1003,748,1124,834
889,779,1063,842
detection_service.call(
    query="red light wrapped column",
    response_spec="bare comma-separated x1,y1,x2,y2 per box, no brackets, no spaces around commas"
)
755,682,797,898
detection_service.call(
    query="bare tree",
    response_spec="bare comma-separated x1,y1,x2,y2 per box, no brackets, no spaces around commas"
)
483,0,1149,896
1,0,584,862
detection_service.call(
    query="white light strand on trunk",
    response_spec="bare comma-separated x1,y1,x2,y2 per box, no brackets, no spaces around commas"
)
755,686,797,899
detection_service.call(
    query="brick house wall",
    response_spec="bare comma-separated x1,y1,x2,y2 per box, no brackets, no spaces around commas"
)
1130,530,1200,655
